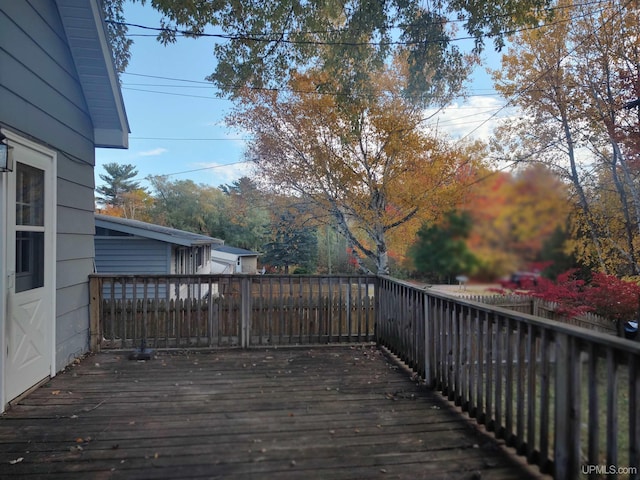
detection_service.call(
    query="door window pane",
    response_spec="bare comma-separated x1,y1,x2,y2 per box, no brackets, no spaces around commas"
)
14,162,46,292
15,231,44,292
16,163,44,226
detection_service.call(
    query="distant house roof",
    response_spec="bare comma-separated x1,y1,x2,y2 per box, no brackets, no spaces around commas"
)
213,246,259,257
95,214,224,247
57,0,130,148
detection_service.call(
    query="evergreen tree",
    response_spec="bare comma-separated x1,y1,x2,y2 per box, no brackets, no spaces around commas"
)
410,211,478,284
96,163,142,208
262,207,318,274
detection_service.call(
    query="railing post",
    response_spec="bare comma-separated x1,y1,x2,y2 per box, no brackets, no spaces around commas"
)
240,276,251,348
424,290,433,387
374,276,381,345
89,276,102,352
554,333,580,479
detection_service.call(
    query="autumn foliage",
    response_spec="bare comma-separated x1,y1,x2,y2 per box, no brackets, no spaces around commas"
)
582,273,640,323
528,269,640,325
463,164,569,279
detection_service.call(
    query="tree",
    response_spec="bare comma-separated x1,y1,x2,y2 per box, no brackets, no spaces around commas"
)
462,164,569,279
219,177,271,251
409,211,478,283
492,0,640,276
538,226,580,281
119,189,155,222
96,162,143,209
101,0,132,73
262,204,318,273
102,0,552,102
147,176,226,236
100,189,155,221
229,67,475,274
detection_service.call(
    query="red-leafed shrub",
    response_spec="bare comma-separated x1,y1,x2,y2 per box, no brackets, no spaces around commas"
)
582,273,640,323
528,270,640,335
530,269,594,318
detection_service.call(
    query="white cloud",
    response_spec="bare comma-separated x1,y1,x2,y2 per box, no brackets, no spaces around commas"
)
424,96,519,143
138,147,168,157
190,160,254,186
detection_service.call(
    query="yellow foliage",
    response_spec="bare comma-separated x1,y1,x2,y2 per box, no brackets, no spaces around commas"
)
228,66,478,272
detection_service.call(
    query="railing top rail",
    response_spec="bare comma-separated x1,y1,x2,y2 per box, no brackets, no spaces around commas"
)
378,275,640,355
90,273,378,280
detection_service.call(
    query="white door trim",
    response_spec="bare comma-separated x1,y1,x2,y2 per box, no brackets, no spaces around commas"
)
1,130,57,410
0,134,6,413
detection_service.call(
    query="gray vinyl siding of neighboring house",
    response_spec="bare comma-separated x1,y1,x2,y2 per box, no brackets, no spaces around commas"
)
94,238,170,274
94,238,171,299
0,2,128,371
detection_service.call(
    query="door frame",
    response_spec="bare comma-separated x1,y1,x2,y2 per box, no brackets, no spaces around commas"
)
1,129,57,411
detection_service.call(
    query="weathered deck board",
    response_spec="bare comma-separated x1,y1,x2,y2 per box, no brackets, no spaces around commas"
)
1,346,543,479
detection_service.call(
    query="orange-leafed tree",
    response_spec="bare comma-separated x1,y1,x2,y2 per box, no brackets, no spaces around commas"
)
464,164,570,278
229,66,477,274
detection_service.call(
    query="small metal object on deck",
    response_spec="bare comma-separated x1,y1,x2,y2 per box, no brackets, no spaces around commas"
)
129,339,153,361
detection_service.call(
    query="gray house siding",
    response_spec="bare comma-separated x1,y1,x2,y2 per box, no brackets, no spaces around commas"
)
95,238,170,274
95,238,171,300
0,2,96,160
57,175,95,368
1,2,100,371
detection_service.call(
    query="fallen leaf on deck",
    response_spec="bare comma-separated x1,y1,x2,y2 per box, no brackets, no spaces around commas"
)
9,457,24,465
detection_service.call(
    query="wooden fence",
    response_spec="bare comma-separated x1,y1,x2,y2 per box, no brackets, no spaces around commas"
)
90,274,376,349
377,277,640,480
460,294,618,334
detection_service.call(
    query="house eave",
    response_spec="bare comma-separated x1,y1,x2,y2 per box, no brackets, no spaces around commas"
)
56,0,130,149
95,215,224,248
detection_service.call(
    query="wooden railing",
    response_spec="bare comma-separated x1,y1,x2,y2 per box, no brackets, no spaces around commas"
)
89,274,377,349
376,276,640,480
89,274,640,479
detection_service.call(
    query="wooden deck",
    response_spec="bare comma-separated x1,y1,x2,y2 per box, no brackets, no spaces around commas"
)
1,346,545,479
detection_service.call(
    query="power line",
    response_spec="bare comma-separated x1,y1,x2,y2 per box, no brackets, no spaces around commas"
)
131,136,249,141
122,76,503,97
112,160,253,185
120,72,504,105
147,160,251,178
122,86,221,100
115,3,626,150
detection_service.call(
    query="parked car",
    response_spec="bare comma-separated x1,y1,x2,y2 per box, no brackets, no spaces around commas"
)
624,320,638,340
500,271,540,289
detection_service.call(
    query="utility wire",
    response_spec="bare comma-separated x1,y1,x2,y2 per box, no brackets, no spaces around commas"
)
131,136,249,141
117,160,253,185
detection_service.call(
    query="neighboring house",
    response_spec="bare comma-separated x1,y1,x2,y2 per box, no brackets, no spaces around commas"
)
94,214,224,298
95,214,224,276
211,246,260,274
0,1,129,411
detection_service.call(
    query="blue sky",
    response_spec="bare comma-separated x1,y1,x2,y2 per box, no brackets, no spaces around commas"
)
95,1,509,191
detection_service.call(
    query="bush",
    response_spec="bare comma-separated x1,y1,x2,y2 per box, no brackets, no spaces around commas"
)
530,270,640,334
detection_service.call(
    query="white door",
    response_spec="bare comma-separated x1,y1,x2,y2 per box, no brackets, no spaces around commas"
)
5,138,55,402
